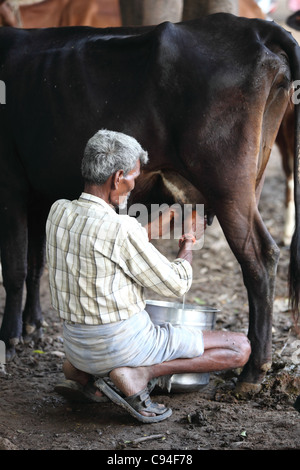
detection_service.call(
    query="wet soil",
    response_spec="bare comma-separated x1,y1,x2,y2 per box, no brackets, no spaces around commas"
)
0,144,299,453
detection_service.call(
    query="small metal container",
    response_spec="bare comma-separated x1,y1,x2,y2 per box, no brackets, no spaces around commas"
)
146,300,218,392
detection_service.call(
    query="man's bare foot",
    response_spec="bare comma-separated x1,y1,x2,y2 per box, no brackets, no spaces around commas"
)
63,360,91,385
109,366,152,395
109,366,164,417
62,360,104,398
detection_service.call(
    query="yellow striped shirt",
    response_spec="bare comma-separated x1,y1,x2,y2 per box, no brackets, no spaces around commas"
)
46,192,193,325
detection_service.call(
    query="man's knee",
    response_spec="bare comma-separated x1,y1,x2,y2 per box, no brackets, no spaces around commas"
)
236,334,251,367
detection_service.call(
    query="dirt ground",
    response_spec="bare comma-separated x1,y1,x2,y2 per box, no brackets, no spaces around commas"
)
1,5,300,454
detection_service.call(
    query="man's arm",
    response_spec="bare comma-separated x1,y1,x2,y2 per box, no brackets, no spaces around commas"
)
116,219,193,298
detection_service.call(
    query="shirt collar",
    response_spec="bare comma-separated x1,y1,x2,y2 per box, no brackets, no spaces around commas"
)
78,192,117,214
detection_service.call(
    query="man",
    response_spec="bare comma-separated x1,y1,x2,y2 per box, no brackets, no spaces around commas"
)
46,129,251,423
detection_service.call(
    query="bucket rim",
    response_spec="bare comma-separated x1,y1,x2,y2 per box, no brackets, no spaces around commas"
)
145,299,220,313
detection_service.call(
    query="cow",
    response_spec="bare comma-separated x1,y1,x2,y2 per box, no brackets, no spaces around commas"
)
0,13,300,393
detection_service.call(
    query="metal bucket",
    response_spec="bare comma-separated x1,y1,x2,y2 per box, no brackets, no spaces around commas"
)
146,300,218,392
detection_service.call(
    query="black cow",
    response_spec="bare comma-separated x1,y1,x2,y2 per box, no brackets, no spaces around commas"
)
0,13,300,393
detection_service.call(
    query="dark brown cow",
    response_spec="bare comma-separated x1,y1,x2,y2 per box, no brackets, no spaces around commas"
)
0,14,300,393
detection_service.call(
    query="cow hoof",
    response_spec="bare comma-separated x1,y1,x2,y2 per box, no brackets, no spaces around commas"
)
0,364,6,377
23,323,44,344
235,381,262,394
260,362,272,373
5,346,17,362
3,337,20,362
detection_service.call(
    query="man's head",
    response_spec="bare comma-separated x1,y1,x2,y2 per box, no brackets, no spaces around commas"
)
81,129,148,208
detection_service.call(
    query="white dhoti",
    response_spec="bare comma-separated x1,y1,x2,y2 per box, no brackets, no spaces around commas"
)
63,310,204,377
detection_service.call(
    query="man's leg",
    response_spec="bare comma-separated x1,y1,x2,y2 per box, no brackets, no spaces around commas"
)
109,330,251,417
62,330,251,414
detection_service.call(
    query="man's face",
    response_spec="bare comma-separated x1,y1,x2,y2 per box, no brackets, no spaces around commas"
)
111,159,141,209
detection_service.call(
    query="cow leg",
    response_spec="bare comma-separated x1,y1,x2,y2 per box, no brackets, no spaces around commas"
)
0,202,28,360
283,173,295,246
275,107,295,246
216,201,280,391
22,202,47,344
280,147,294,247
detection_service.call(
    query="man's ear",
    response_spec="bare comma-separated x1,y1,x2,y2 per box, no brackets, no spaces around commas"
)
111,170,124,190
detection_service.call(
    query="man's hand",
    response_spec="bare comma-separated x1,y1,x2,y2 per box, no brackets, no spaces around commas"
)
145,206,206,242
182,209,206,241
144,205,181,240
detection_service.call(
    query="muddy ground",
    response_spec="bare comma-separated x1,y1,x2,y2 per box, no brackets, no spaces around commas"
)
0,140,299,453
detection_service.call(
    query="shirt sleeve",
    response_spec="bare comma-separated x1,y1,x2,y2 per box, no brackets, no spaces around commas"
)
117,217,193,298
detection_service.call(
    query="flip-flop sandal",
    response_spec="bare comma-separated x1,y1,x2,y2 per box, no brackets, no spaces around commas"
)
54,379,109,403
54,377,157,404
95,377,172,424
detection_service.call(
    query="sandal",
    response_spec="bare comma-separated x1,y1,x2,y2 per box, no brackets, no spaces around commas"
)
95,377,172,424
54,379,109,403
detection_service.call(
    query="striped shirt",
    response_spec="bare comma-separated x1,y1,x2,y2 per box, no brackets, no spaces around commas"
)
45,192,193,325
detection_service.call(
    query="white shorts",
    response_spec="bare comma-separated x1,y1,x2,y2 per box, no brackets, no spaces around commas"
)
62,310,204,376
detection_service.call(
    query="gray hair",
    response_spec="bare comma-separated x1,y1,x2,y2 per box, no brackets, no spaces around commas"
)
81,129,148,185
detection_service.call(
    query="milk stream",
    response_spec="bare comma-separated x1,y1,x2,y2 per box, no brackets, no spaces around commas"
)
182,294,186,313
